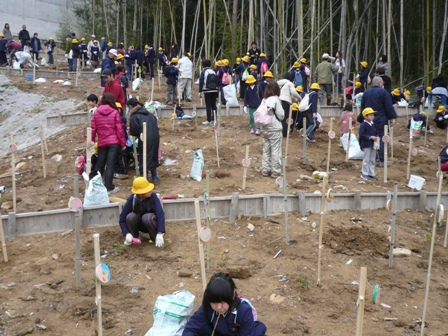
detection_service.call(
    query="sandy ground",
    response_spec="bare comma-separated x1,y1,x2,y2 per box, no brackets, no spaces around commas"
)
1,73,448,335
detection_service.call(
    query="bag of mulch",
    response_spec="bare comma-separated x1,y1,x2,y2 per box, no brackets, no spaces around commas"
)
340,133,364,160
82,172,109,207
145,290,195,336
222,85,239,106
190,149,204,182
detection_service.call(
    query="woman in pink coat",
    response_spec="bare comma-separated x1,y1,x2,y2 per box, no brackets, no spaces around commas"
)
90,93,126,193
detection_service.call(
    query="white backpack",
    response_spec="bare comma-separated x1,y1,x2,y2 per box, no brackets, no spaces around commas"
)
299,93,311,112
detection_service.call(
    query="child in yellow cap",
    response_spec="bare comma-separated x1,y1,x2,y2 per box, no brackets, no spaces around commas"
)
359,108,379,180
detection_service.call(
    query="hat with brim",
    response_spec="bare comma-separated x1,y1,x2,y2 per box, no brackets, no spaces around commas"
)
245,75,256,84
109,49,118,56
437,105,446,113
131,177,154,194
362,107,376,117
101,69,113,77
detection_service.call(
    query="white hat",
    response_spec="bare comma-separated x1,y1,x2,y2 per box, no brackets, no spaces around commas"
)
91,34,96,38
322,53,330,59
109,49,118,56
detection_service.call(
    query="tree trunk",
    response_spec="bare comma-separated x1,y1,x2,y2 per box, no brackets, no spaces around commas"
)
438,1,448,75
232,0,238,50
181,0,187,54
123,0,127,49
400,0,403,87
387,0,392,79
298,0,303,56
248,0,254,50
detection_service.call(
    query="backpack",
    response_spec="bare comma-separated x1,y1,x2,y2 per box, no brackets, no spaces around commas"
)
205,69,218,90
294,70,303,86
175,105,184,117
163,65,170,77
299,93,311,112
222,71,231,85
254,97,277,126
260,61,269,73
440,146,448,163
238,296,258,321
242,68,249,81
304,66,311,76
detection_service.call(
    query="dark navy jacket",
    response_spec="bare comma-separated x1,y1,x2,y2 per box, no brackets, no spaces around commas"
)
233,62,244,77
30,37,41,53
0,38,7,52
119,193,165,235
182,301,267,336
244,83,261,107
101,57,116,87
258,80,267,98
71,44,80,58
360,86,397,129
135,49,145,65
307,90,318,113
256,57,270,74
359,68,369,87
359,120,377,150
165,65,179,85
147,48,155,63
407,112,428,129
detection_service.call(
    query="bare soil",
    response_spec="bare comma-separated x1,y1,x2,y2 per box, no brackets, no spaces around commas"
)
1,74,448,335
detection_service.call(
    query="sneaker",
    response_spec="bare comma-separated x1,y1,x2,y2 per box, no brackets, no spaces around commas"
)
167,101,173,105
113,173,128,179
152,174,160,181
271,172,281,178
360,175,370,180
250,128,255,134
262,171,271,177
377,161,392,167
202,121,210,125
369,175,378,180
307,137,316,143
428,129,434,134
255,129,261,135
107,187,120,194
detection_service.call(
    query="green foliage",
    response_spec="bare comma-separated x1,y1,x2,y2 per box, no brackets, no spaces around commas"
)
296,275,310,289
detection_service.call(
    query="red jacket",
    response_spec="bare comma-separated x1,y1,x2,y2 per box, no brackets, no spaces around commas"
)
102,79,125,107
91,105,126,148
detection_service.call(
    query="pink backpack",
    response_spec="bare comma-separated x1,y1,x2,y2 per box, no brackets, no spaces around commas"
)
222,71,231,85
260,61,269,73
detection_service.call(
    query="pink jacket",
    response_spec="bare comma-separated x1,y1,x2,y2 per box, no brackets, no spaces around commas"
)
91,105,126,148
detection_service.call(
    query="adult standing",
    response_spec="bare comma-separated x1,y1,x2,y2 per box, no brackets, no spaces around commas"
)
315,53,337,106
135,45,145,79
375,67,392,93
333,51,345,95
277,74,301,137
247,41,261,65
101,69,125,107
199,59,218,125
30,33,41,61
100,37,108,59
127,98,161,180
359,76,397,166
101,49,117,87
146,44,155,78
90,92,126,194
177,52,193,102
87,34,96,59
3,24,12,42
18,25,30,48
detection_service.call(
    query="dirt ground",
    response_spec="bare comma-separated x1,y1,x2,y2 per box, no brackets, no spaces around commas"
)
1,73,448,335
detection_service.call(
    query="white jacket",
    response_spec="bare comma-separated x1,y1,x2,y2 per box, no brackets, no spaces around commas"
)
261,96,285,132
277,79,301,104
178,56,193,79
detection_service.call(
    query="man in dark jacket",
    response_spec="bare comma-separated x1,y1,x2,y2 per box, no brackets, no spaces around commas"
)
30,33,41,60
134,46,145,79
359,76,397,166
18,25,30,48
101,49,117,87
146,44,155,78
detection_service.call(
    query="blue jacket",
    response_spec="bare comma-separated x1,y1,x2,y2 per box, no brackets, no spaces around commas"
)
233,62,244,77
30,37,41,53
165,65,178,85
256,57,270,73
147,48,155,63
135,49,145,65
119,193,165,235
158,51,167,66
101,40,108,52
359,120,377,150
307,90,318,113
359,68,369,85
101,57,116,87
360,86,397,127
0,38,7,52
258,80,268,98
71,44,80,58
182,301,267,336
245,83,261,107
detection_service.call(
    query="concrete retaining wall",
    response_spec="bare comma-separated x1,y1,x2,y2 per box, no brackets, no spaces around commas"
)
0,67,100,80
1,191,445,240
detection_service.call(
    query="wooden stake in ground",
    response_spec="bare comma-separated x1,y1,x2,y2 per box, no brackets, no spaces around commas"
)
383,125,389,183
213,110,220,168
406,135,413,180
388,183,398,267
282,157,289,244
151,78,154,102
158,69,161,89
205,170,211,269
194,200,207,291
40,115,48,154
303,116,307,164
326,118,335,174
75,58,79,87
317,174,328,285
424,117,428,146
143,122,147,179
420,163,444,336
0,216,8,262
284,105,293,166
355,267,367,336
39,120,46,178
242,146,250,191
69,196,82,287
389,121,394,159
86,127,92,175
345,118,352,162
132,136,139,177
444,210,448,248
33,54,36,84
172,104,176,130
93,233,103,336
9,133,17,212
446,125,448,144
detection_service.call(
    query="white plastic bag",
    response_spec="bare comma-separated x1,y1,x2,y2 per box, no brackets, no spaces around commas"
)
132,78,143,91
13,61,20,70
82,172,109,206
145,290,195,336
190,149,204,182
340,133,364,160
397,98,408,107
222,85,239,107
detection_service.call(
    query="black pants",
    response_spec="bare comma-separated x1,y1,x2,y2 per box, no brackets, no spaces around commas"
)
204,91,218,122
0,51,6,65
281,100,292,138
126,212,157,241
91,144,120,190
240,80,247,99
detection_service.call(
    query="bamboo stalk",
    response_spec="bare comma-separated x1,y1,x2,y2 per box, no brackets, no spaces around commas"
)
355,267,367,336
0,216,8,262
406,137,413,180
194,200,207,291
242,146,249,191
205,170,211,269
303,116,307,164
383,125,388,183
93,233,103,336
326,118,334,174
317,174,328,285
10,133,16,213
143,122,147,179
345,118,352,162
388,183,398,267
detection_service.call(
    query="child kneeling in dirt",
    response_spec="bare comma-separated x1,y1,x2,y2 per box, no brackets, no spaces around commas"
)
118,177,165,247
183,272,267,336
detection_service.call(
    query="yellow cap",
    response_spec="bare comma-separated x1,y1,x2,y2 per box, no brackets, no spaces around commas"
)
242,56,250,63
187,52,192,57
426,86,432,93
114,61,118,65
107,41,112,46
404,90,411,96
171,57,178,63
421,111,427,116
392,88,400,96
293,61,300,68
120,42,124,45
93,40,98,43
116,102,122,109
222,59,229,66
360,61,368,68
0,33,4,37
437,105,446,113
158,47,163,51
263,71,273,78
292,103,299,111
145,44,149,49
117,54,124,60
236,57,241,64
300,58,307,63
72,38,79,43
355,81,361,88
245,75,256,84
250,64,257,70
260,52,266,58
131,177,154,194
81,37,86,41
362,107,376,117
310,83,321,90
295,85,303,93
49,37,53,40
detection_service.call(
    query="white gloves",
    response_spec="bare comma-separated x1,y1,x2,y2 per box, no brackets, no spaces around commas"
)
243,106,248,114
124,233,133,246
155,233,165,248
443,115,448,120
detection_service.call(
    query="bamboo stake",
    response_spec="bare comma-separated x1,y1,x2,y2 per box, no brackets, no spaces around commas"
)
75,205,82,287
213,110,220,168
420,161,444,336
93,233,103,336
242,146,249,191
326,118,334,175
40,115,48,154
86,127,92,175
390,123,394,159
444,210,448,248
383,125,388,183
317,174,328,285
194,200,207,291
33,54,36,84
132,136,139,177
40,121,46,178
446,125,448,144
345,118,352,162
355,267,367,336
303,116,307,164
282,156,289,244
284,105,293,166
424,116,428,146
388,183,398,267
10,133,17,213
75,58,79,87
0,216,8,262
143,122,147,179
151,78,154,102
406,137,413,180
205,170,211,269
